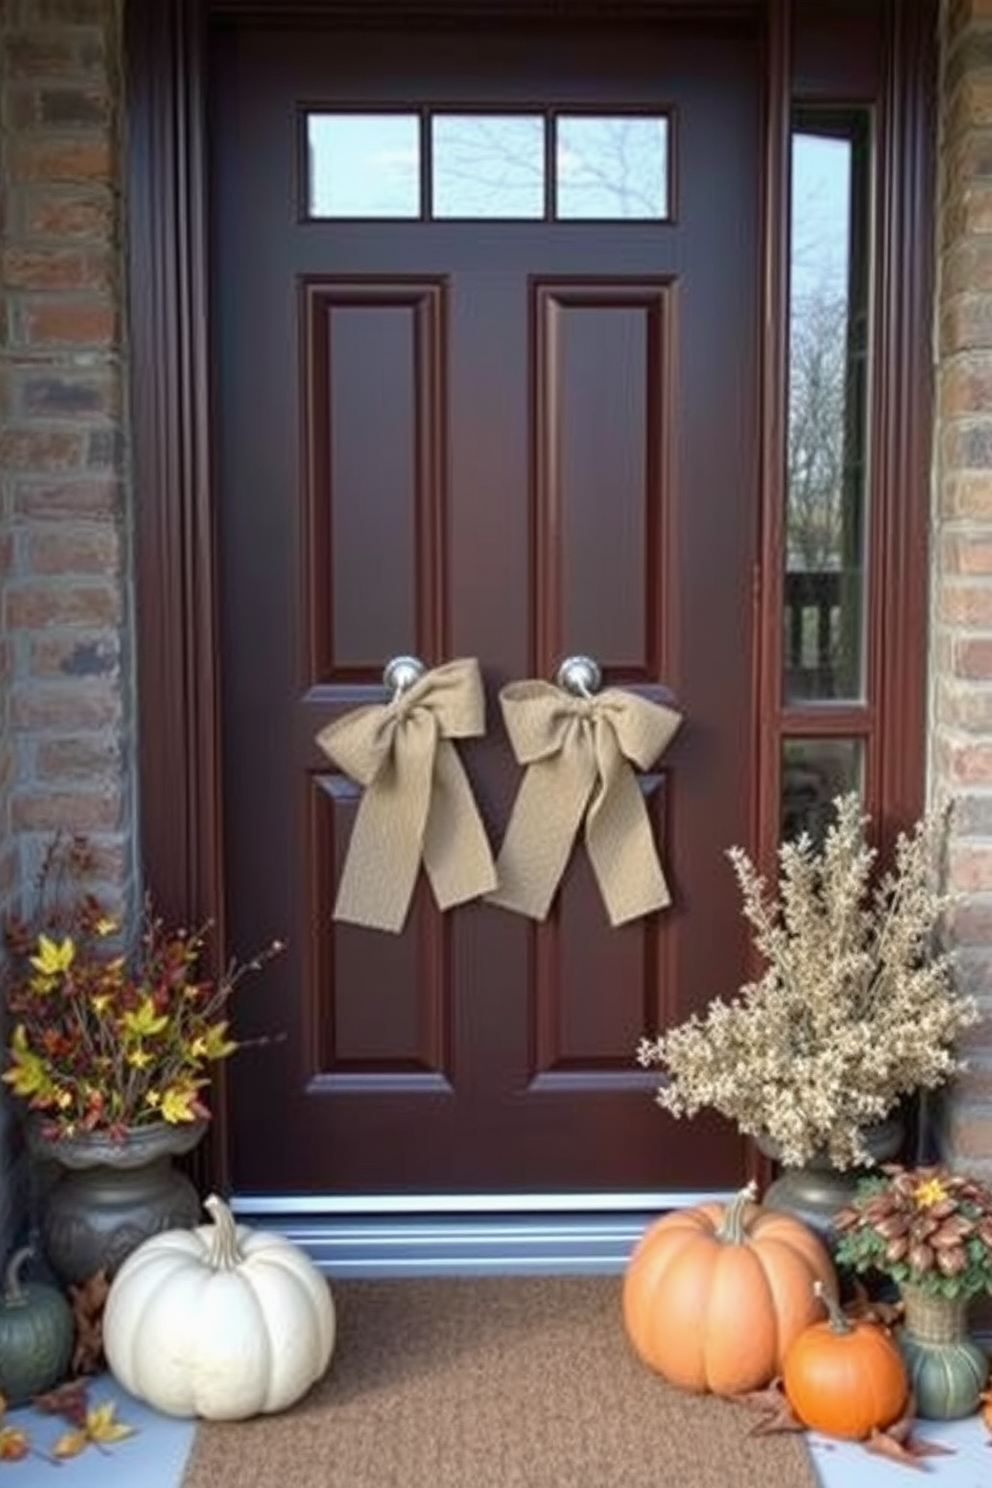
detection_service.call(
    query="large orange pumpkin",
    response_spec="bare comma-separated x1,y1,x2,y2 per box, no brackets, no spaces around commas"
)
783,1282,909,1439
622,1182,837,1395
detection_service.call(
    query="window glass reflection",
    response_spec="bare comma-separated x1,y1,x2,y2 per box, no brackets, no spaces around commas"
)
785,111,871,702
556,115,669,219
307,114,421,219
432,114,545,218
781,738,863,843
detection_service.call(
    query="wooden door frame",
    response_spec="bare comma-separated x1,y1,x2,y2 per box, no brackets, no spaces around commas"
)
124,0,934,1197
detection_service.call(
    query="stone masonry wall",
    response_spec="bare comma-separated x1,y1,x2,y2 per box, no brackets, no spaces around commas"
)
0,0,131,1258
934,0,992,1181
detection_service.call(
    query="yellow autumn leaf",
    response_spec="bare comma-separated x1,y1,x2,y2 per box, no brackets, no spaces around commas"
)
122,997,169,1039
51,1429,89,1460
159,1085,200,1123
29,934,75,977
94,917,119,937
85,1401,135,1444
0,1426,30,1461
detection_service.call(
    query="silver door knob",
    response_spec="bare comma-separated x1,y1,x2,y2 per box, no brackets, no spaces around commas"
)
556,655,602,698
383,655,427,699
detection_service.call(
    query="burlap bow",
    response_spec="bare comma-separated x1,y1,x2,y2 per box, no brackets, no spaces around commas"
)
486,680,683,927
316,659,497,933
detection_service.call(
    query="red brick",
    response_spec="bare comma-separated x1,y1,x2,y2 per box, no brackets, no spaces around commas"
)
13,477,120,516
941,295,992,352
18,373,118,418
0,428,85,471
3,582,121,629
23,190,114,240
949,841,992,890
30,631,119,678
2,247,112,290
945,72,992,135
936,733,992,785
11,789,123,834
939,579,992,623
9,139,113,185
32,0,110,21
938,679,992,730
940,470,992,517
951,791,992,836
940,1107,992,1166
941,419,992,467
10,681,121,730
941,528,992,572
947,892,992,943
20,299,116,344
954,638,992,680
37,736,121,780
4,35,82,78
27,525,119,576
942,238,992,296
37,87,112,128
940,355,992,414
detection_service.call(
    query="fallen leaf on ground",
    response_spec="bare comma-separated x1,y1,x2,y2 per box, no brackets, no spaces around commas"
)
0,1426,30,1461
733,1379,805,1435
50,1429,89,1460
85,1400,135,1446
33,1377,90,1427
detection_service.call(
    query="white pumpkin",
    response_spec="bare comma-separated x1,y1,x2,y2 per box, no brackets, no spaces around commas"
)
103,1193,335,1420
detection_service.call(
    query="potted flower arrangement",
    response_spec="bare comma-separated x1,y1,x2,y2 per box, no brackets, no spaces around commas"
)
2,834,282,1283
833,1164,992,1419
637,794,981,1231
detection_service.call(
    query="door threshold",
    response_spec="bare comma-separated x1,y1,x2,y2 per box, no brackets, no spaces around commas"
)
229,1191,734,1276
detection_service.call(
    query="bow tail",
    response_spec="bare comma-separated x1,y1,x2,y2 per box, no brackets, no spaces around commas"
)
486,752,597,920
422,741,498,910
333,744,435,934
585,752,671,927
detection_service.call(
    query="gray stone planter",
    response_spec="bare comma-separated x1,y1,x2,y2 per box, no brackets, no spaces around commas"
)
29,1120,206,1285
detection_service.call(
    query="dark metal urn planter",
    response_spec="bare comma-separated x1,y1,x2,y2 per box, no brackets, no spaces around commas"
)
755,1118,906,1245
29,1120,206,1285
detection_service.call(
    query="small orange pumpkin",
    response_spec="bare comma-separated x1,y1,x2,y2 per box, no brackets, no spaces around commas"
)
622,1182,837,1395
783,1282,909,1440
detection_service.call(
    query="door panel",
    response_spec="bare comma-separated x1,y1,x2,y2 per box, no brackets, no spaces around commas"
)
211,18,760,1195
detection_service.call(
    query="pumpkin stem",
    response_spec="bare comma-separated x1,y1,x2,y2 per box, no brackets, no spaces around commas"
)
204,1193,244,1271
715,1181,759,1244
814,1280,850,1334
2,1247,34,1307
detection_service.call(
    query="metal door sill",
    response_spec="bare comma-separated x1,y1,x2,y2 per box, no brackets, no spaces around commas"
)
229,1191,733,1276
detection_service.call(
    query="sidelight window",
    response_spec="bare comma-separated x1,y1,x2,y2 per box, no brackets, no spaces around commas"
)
781,106,874,842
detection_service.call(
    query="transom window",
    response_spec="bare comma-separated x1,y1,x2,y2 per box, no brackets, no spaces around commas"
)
305,109,671,221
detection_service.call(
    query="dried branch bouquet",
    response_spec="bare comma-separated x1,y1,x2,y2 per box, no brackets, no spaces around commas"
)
638,794,981,1169
2,834,282,1139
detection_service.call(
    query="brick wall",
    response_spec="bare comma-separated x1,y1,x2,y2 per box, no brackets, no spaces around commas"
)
934,0,992,1180
0,0,131,1258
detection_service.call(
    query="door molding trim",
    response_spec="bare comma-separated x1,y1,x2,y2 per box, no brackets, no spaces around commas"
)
125,0,936,1204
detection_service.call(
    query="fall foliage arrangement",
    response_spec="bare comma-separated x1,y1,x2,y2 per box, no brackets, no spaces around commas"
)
2,834,282,1138
834,1164,992,1300
637,794,980,1168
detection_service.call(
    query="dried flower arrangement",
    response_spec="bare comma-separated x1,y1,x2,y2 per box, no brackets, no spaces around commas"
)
637,794,981,1169
834,1164,992,1301
2,834,282,1139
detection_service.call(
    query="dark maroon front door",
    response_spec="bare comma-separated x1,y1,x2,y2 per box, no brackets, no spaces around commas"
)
211,15,761,1197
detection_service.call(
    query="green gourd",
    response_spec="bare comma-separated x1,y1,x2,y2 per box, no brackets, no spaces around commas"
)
0,1247,74,1407
898,1328,990,1421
